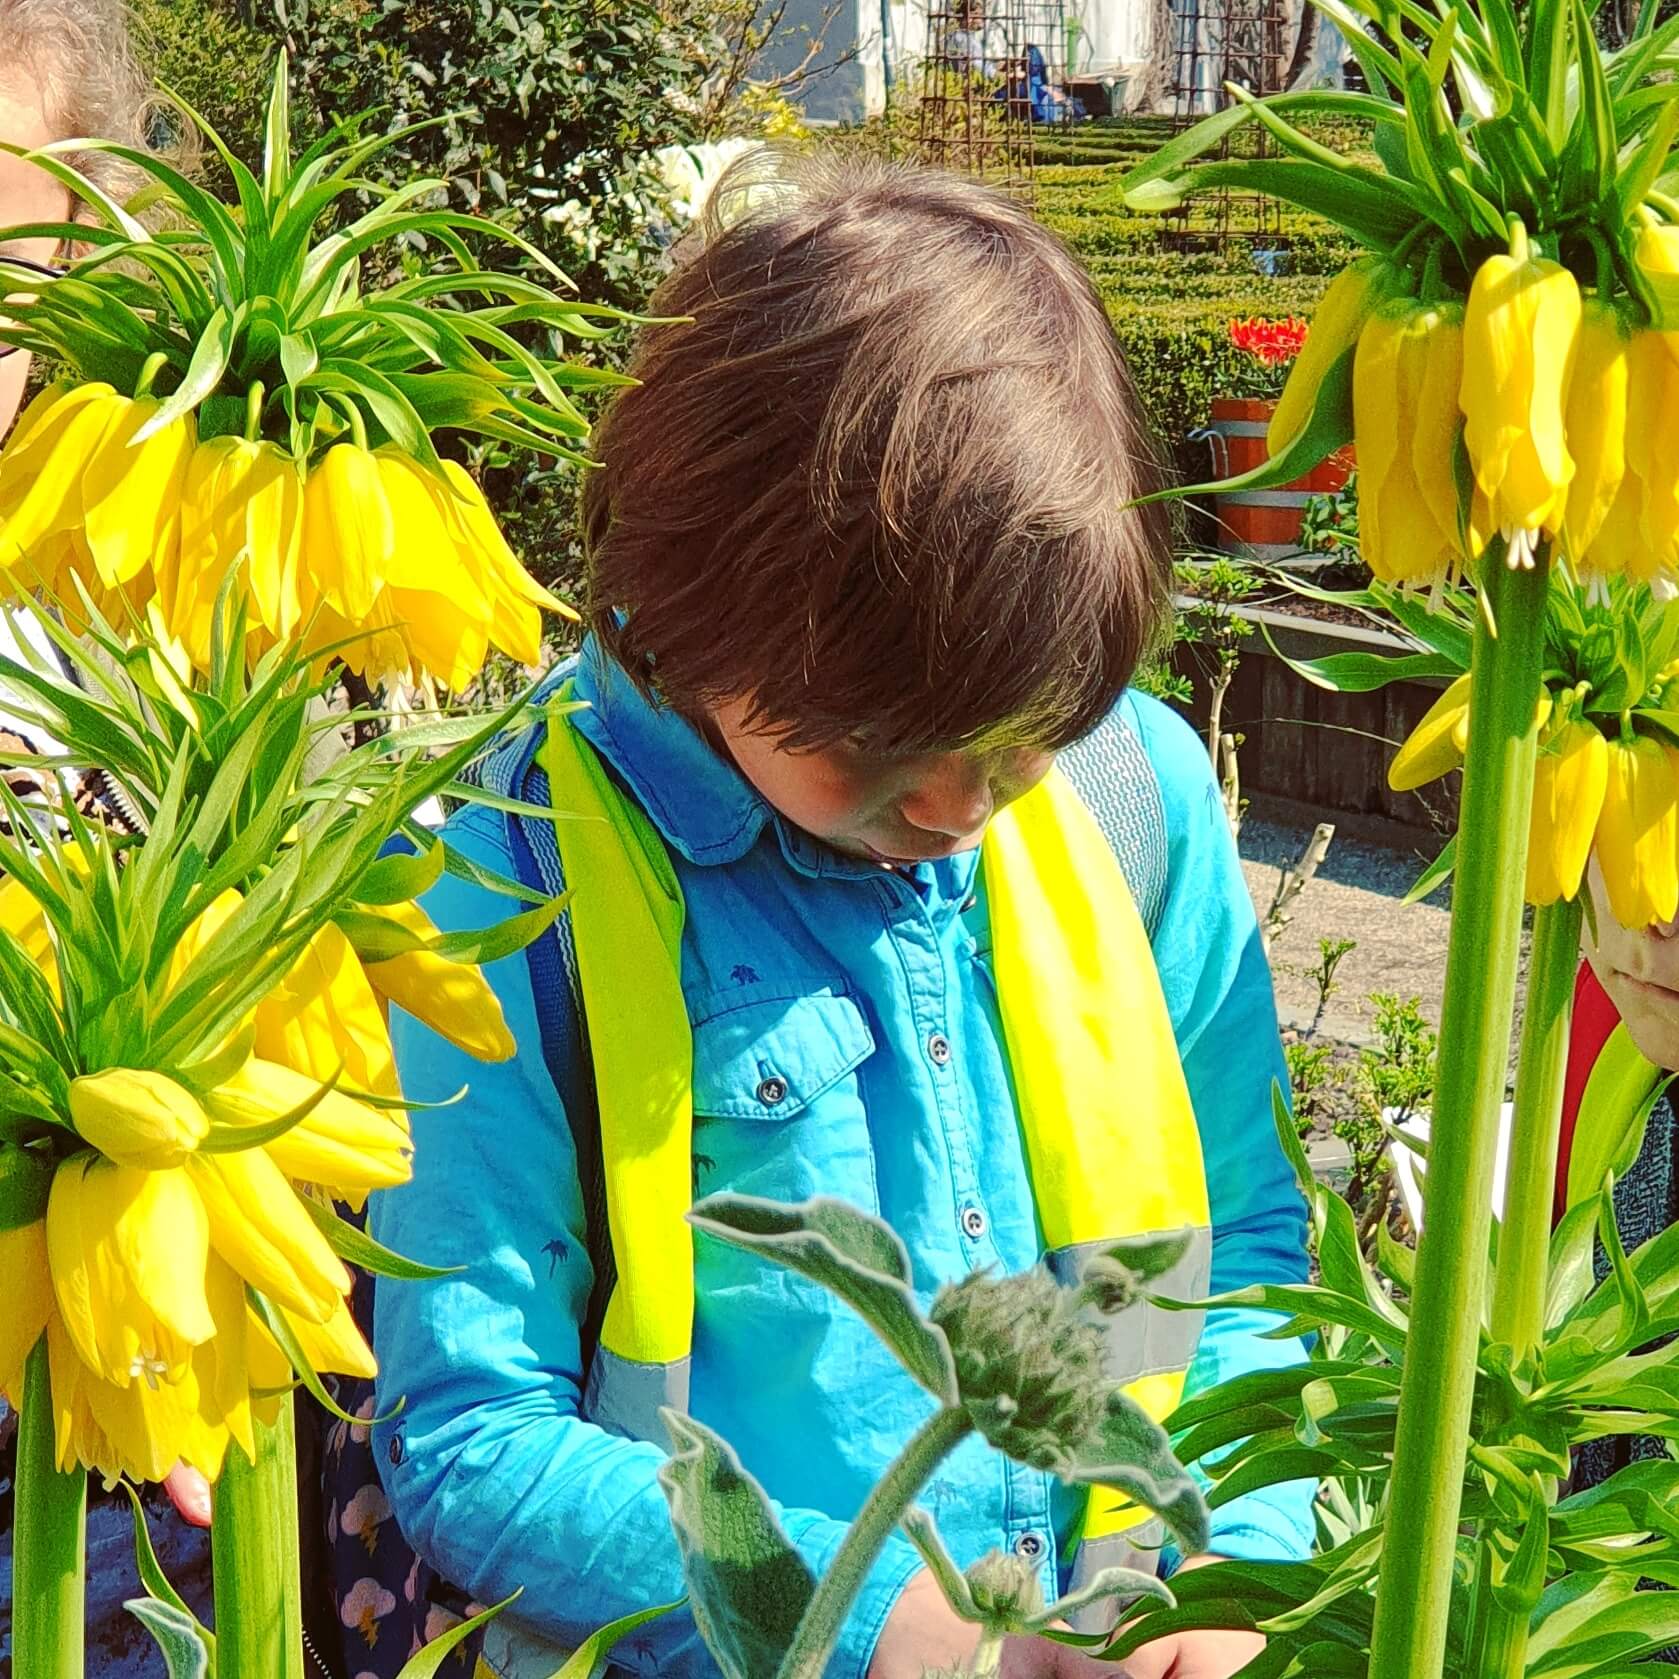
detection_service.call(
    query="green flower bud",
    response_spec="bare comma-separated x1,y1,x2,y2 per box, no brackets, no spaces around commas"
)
930,1268,1104,1471
965,1550,1046,1628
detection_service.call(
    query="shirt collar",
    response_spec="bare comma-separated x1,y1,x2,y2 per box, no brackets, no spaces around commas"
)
566,638,773,867
565,637,981,899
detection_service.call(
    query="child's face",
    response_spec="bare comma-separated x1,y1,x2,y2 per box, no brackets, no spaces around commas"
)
710,696,1055,866
1585,854,1679,1071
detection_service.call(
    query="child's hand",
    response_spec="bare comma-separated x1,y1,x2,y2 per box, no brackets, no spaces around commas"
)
1102,1555,1264,1679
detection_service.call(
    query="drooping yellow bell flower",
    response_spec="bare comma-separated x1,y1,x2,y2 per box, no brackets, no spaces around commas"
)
1594,733,1679,927
185,1146,350,1323
1387,675,1552,790
359,896,516,1063
0,1218,54,1390
79,397,198,590
255,918,403,1102
1526,717,1609,905
1460,226,1582,541
299,442,391,622
1562,300,1630,566
1354,300,1467,585
170,436,306,666
1624,329,1679,571
1389,674,1472,790
440,460,573,668
1269,257,1407,458
1636,220,1679,340
69,1068,210,1170
206,1056,412,1208
368,452,493,692
0,384,124,573
46,1155,216,1388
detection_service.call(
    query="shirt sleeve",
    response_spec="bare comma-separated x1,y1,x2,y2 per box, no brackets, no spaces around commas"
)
1122,693,1317,1564
370,802,918,1679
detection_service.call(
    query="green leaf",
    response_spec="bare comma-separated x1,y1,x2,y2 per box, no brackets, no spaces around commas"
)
1402,834,1456,904
137,303,242,439
1143,342,1354,506
543,1597,684,1679
120,1483,219,1672
124,1598,211,1679
353,843,446,907
0,1143,54,1233
247,1287,402,1426
391,1594,520,1679
1489,1478,1550,1614
1284,648,1462,695
657,1411,815,1679
690,1194,958,1403
1271,1082,1314,1200
302,1195,461,1281
1099,1230,1194,1287
1066,1386,1210,1557
1547,1197,1605,1330
1125,157,1430,251
420,890,571,967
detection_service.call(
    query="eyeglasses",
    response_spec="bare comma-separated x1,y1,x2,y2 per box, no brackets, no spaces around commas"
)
0,254,67,361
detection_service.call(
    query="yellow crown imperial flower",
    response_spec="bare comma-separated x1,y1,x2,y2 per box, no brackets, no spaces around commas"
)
1354,299,1467,585
1562,300,1631,567
1268,257,1408,459
69,1068,211,1171
1594,733,1679,928
1635,220,1679,341
0,382,196,592
359,896,517,1064
46,1155,217,1389
1461,226,1582,548
1389,673,1472,791
299,441,392,623
1526,716,1609,905
1388,675,1551,792
205,1056,413,1210
185,1146,351,1324
1623,330,1679,573
171,436,306,667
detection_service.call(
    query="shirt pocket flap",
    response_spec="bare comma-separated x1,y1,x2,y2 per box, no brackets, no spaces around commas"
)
692,991,875,1121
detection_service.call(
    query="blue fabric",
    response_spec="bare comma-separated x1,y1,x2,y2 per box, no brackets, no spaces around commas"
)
370,642,1313,1679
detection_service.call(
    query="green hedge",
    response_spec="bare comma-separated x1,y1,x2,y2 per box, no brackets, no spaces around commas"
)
1031,118,1362,479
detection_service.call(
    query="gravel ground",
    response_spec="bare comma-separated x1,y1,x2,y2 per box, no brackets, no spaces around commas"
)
1239,795,1454,1046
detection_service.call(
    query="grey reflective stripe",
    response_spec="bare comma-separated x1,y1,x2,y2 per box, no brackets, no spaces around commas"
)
1046,1225,1211,1385
479,1615,577,1678
584,1345,691,1444
1065,1525,1165,1635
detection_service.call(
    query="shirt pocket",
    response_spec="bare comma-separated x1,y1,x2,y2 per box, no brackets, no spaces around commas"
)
690,987,879,1213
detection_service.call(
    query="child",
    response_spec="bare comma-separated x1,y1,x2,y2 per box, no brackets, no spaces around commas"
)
369,153,1313,1679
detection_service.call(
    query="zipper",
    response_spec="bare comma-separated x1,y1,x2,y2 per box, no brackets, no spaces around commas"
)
302,1624,337,1679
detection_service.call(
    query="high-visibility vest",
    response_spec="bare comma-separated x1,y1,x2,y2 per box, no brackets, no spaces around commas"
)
536,695,1212,1612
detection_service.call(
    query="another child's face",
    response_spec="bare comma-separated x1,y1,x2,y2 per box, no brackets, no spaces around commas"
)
710,696,1055,866
1585,854,1679,1071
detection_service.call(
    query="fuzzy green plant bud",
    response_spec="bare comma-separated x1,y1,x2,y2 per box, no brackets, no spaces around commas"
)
929,1268,1104,1471
964,1551,1046,1628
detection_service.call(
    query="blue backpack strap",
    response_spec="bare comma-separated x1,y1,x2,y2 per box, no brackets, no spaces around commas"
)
1059,702,1170,938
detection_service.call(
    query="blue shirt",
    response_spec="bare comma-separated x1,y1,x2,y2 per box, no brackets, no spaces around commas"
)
371,645,1313,1677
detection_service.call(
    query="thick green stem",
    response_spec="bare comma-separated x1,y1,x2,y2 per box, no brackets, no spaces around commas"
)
212,1398,304,1679
776,1407,974,1679
13,1335,86,1679
1368,551,1550,1679
1467,892,1582,1679
1491,894,1584,1354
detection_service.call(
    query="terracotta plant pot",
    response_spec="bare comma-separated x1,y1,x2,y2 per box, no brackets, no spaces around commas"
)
1205,395,1355,559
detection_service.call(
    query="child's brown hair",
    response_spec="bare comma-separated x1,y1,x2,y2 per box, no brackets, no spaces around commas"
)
583,149,1172,755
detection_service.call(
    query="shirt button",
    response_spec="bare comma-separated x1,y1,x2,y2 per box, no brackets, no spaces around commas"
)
1014,1530,1046,1561
756,1075,788,1108
960,1204,988,1240
928,1032,952,1066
